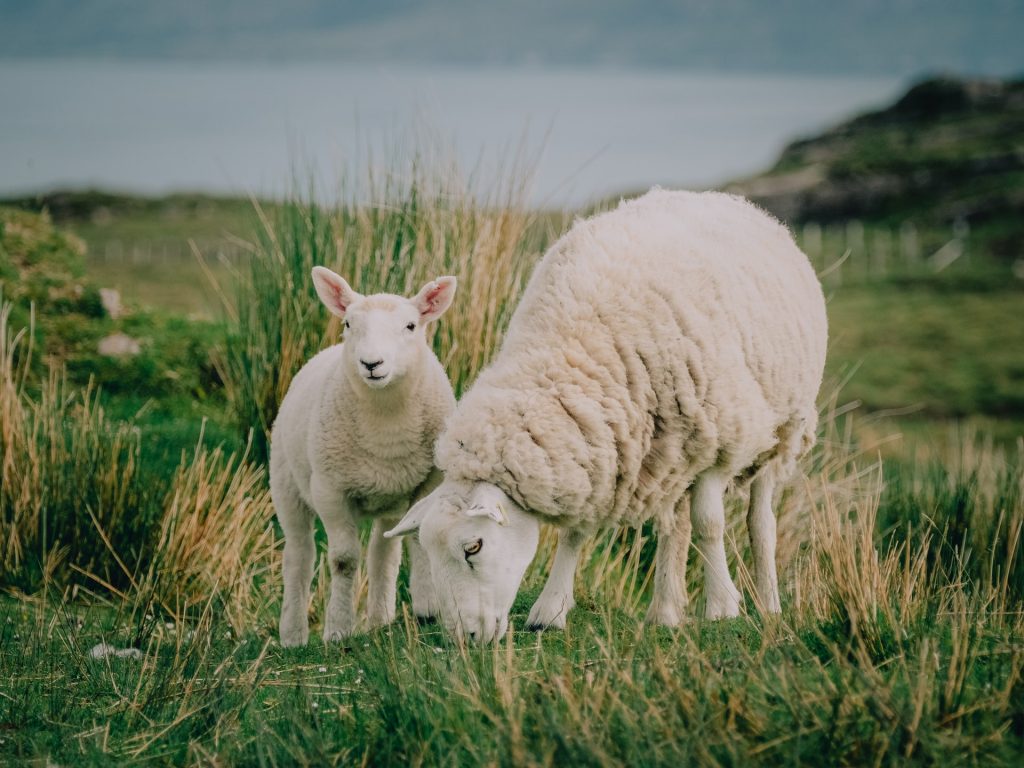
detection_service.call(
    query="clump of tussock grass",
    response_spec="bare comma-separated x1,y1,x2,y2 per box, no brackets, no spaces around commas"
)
1,301,149,590
1,301,277,632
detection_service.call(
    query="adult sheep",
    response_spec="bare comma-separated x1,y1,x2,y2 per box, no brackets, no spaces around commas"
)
385,189,827,643
271,268,457,646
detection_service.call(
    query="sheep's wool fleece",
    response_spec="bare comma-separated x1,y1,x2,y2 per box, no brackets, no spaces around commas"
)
436,189,828,528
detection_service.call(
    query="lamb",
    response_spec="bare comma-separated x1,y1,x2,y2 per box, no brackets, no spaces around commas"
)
271,267,457,646
385,189,828,643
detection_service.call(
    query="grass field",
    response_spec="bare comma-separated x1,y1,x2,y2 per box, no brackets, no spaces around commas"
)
1,157,1023,765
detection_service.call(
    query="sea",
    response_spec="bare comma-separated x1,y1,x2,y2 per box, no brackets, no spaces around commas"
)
0,59,904,207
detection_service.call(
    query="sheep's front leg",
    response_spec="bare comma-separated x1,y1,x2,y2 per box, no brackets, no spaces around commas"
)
692,472,741,619
312,476,360,642
365,516,404,630
527,528,587,630
748,472,781,614
645,495,692,626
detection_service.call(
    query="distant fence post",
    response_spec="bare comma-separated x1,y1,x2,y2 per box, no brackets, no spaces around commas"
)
846,219,865,281
900,221,919,268
871,227,890,278
803,222,822,269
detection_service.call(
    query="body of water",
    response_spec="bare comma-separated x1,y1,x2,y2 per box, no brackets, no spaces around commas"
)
0,60,903,206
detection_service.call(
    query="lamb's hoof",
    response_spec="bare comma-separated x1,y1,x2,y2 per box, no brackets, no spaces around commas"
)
365,612,397,632
415,614,438,626
526,597,574,631
323,627,353,643
279,624,309,648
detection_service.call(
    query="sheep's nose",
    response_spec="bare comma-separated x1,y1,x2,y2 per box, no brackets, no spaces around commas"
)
361,359,383,372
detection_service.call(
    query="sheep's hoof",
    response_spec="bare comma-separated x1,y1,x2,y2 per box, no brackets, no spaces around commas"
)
704,592,742,620
526,598,574,631
415,614,438,626
643,601,688,627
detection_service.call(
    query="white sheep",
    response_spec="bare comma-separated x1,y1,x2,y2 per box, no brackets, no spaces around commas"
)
271,267,457,646
385,189,828,643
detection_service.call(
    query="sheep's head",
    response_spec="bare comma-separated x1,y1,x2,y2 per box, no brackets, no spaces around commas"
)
311,266,456,390
385,480,540,643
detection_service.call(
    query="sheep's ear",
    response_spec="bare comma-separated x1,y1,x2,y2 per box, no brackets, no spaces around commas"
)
465,502,508,526
312,266,360,319
413,276,457,323
384,498,432,538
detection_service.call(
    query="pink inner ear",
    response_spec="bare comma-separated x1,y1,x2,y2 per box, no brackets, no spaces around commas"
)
422,285,443,313
329,282,350,313
419,281,452,317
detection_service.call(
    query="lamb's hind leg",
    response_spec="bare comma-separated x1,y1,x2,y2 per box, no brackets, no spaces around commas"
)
365,516,404,630
406,535,437,620
275,478,316,648
692,471,741,619
312,476,360,642
748,472,781,614
645,495,692,626
527,528,587,630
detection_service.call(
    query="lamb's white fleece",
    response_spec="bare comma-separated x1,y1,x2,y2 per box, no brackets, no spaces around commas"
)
436,189,827,528
271,342,453,516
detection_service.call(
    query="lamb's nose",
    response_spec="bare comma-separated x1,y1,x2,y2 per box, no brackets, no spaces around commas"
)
361,359,383,372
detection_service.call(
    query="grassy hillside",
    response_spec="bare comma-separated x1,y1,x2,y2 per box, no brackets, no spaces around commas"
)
725,77,1024,255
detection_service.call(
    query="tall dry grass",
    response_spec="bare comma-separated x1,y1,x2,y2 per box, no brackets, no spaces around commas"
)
208,152,563,458
1,300,277,632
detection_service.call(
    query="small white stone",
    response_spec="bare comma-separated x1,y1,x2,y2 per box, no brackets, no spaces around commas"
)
318,666,327,673
311,702,319,709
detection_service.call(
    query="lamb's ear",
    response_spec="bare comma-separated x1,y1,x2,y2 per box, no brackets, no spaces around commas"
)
384,497,433,538
413,276,457,323
312,266,360,319
465,502,509,526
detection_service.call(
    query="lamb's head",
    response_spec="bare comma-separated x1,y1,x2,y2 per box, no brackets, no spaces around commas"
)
311,266,456,390
385,480,540,643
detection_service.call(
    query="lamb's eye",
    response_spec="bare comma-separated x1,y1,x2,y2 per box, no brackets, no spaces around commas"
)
406,322,416,332
463,539,483,559
344,320,350,329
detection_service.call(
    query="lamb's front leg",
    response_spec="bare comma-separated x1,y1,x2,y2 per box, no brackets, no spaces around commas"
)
365,516,404,630
527,528,587,630
312,476,360,642
645,495,692,626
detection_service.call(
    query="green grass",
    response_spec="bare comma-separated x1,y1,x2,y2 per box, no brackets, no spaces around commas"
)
2,440,1022,765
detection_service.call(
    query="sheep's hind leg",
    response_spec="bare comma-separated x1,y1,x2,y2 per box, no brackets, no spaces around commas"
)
527,528,587,630
312,476,360,642
748,472,781,614
275,480,316,648
645,495,692,626
365,516,403,630
692,471,741,619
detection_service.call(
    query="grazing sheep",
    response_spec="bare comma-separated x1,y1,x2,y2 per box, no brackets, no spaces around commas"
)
271,267,457,646
386,189,828,643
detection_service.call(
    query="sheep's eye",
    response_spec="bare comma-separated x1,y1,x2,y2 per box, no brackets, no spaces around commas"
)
344,320,350,329
406,322,416,332
463,539,483,559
